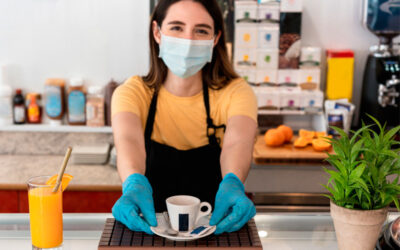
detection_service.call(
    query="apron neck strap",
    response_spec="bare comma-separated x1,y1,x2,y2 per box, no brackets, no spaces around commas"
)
202,82,213,127
202,83,226,145
144,89,158,141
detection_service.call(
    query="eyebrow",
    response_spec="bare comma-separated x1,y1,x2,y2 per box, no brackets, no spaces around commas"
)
167,20,212,30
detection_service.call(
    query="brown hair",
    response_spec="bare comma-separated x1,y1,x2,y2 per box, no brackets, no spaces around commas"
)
142,0,238,90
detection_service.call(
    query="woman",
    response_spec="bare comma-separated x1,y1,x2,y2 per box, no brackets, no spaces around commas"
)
111,0,257,235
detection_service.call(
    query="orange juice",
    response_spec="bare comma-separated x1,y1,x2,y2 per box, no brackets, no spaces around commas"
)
28,185,63,248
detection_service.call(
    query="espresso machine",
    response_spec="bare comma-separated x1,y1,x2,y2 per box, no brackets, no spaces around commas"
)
359,0,400,128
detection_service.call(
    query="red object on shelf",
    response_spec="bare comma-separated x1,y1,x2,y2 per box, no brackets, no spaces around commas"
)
326,50,354,58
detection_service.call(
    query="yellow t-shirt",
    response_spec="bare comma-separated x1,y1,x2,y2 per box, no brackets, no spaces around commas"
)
112,76,257,150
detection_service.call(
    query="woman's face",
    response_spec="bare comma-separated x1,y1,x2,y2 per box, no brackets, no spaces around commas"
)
153,0,221,45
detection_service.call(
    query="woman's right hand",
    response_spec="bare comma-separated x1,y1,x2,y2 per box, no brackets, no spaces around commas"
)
112,173,157,234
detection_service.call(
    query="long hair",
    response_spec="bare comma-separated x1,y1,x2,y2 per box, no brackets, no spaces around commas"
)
142,0,238,90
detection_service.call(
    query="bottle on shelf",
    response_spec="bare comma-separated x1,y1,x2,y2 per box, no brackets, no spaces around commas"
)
67,78,86,125
27,94,41,124
86,86,105,127
26,93,42,124
104,79,119,126
44,78,65,126
0,65,13,126
13,89,26,124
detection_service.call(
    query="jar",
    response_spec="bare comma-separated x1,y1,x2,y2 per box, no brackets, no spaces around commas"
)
86,86,105,127
67,78,86,125
104,79,119,126
44,79,65,126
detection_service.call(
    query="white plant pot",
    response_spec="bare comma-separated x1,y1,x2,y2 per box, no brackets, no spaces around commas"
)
330,201,388,250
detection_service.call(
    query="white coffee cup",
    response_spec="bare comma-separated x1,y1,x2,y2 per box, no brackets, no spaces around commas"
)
166,195,212,232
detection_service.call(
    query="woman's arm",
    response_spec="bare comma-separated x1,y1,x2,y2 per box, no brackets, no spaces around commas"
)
111,111,157,234
220,115,257,183
210,114,257,234
112,112,147,182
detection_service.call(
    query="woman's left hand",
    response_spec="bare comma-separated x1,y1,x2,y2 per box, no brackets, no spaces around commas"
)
209,173,256,234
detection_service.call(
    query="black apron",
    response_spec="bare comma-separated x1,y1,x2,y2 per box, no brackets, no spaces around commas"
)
144,83,225,212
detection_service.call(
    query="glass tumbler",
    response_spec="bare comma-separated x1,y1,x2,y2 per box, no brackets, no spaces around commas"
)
28,175,63,250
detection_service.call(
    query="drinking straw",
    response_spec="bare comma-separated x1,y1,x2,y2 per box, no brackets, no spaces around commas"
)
52,147,72,192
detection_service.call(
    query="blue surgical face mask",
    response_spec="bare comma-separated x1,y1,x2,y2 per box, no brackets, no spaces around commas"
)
158,29,215,79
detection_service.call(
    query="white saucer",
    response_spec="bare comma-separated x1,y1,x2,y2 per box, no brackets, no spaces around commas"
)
150,213,216,241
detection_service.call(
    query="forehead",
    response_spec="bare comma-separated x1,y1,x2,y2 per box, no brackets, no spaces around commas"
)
162,0,214,27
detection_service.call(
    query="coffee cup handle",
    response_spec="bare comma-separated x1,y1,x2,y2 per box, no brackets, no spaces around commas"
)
195,202,212,225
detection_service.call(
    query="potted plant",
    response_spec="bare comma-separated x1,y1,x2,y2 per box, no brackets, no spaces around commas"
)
323,116,400,250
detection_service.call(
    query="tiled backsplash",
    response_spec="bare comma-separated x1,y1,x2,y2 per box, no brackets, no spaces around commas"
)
0,132,113,155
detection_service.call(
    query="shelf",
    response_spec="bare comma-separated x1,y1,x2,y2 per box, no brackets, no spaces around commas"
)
0,124,113,133
258,110,323,115
258,113,326,132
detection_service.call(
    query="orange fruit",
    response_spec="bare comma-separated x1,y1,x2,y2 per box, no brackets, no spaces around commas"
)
315,131,327,138
264,129,285,146
277,125,293,142
312,138,332,152
299,129,315,139
294,137,313,148
46,173,73,192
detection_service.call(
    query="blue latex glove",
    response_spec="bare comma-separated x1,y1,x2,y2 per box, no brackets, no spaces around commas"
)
210,173,256,234
112,173,157,234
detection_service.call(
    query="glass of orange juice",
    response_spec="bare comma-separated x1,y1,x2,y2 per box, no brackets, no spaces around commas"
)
28,175,63,250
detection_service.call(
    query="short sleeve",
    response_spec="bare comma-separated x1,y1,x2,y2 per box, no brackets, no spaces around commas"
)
111,76,150,119
226,79,258,123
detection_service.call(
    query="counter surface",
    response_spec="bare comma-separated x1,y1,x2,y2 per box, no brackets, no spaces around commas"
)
0,135,331,192
2,212,398,250
0,155,121,191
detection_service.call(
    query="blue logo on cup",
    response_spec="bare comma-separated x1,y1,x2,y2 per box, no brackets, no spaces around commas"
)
179,214,189,232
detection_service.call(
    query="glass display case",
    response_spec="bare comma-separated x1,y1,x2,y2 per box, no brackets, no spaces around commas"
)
1,212,399,249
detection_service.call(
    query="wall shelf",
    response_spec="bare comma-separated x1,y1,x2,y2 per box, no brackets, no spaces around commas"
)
257,113,326,132
258,111,323,116
0,124,113,133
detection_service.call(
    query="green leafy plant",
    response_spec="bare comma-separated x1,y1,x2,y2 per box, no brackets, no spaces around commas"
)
323,115,400,210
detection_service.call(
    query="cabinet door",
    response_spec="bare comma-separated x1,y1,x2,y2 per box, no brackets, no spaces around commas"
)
19,191,28,212
63,191,121,213
17,190,121,213
0,191,19,213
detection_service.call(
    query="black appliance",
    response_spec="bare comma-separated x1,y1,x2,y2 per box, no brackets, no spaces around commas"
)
359,0,400,128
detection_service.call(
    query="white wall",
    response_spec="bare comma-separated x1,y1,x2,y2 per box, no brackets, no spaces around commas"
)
0,0,398,122
0,0,150,91
301,0,399,124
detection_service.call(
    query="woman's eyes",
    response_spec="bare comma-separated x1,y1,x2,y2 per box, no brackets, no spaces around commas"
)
196,29,209,35
170,26,183,31
169,26,210,35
